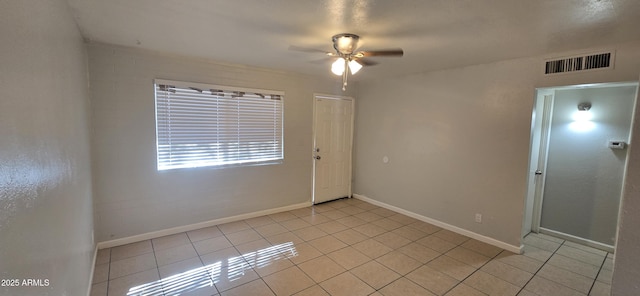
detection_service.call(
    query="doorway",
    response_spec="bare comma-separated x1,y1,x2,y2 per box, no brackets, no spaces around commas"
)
523,82,638,251
312,94,355,204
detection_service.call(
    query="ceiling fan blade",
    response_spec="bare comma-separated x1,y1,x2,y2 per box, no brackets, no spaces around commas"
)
356,58,379,66
359,49,404,57
309,57,337,64
288,45,334,55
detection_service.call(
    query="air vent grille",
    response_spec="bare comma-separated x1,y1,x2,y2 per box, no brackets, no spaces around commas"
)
544,52,613,75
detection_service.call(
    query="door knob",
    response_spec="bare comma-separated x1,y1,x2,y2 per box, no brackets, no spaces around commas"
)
535,170,542,175
314,155,321,160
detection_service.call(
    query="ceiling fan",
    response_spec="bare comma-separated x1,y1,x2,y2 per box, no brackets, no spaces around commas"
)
290,33,403,91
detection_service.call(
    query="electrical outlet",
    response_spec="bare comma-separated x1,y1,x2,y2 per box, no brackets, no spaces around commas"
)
475,213,482,223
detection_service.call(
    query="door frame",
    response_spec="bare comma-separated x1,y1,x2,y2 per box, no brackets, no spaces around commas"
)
524,82,639,252
311,93,355,204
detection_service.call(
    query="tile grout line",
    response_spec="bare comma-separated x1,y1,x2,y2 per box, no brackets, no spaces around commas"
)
224,203,442,296
283,201,357,294
245,221,283,296
191,234,221,296
288,204,338,294
284,201,406,295
347,203,454,295
551,240,610,295
243,200,466,295
586,253,609,296
108,202,438,295
517,239,566,296
436,238,502,296
106,249,111,296
519,237,607,296
221,221,268,295
410,251,460,295
93,199,612,296
320,200,397,294
240,202,336,295
149,238,165,296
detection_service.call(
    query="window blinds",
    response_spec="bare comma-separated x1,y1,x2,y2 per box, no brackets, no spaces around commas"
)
154,80,284,170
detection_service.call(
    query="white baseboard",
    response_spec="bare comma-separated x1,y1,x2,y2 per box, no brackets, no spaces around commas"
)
96,201,312,249
539,227,615,253
353,193,523,254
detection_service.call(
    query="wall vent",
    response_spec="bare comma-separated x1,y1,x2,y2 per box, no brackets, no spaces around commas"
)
544,51,614,75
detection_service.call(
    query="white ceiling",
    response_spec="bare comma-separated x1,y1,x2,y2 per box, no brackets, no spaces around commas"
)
66,0,640,81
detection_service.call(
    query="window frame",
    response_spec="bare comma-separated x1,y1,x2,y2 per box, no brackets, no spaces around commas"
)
154,79,285,171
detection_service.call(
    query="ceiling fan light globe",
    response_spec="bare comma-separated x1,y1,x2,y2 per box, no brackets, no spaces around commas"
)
333,33,359,54
331,58,345,75
337,37,355,53
348,60,362,74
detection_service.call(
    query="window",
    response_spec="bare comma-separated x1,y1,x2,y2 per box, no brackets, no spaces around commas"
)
154,79,284,170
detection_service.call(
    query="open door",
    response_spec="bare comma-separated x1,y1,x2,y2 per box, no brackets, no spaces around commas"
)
523,91,554,237
525,83,638,251
312,95,354,204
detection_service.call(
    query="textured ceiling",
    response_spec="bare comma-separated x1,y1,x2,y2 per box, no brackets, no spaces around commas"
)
66,0,640,81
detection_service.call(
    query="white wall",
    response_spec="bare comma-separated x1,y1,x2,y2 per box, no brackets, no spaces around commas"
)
0,1,94,295
88,44,354,242
353,41,640,249
613,83,640,295
541,86,636,245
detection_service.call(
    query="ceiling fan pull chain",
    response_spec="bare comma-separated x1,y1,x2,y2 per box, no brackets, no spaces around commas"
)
342,59,348,91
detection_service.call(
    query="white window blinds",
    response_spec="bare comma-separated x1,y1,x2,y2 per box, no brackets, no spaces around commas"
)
154,79,284,170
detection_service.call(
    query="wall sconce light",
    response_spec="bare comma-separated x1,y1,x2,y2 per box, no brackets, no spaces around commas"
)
578,102,592,111
571,102,595,132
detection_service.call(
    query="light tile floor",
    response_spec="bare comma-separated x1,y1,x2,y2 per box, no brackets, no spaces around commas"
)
90,198,613,296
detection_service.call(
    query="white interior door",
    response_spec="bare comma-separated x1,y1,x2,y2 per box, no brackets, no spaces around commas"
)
313,95,354,204
531,93,554,233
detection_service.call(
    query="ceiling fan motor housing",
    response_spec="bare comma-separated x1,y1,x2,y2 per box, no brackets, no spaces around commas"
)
332,33,359,55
